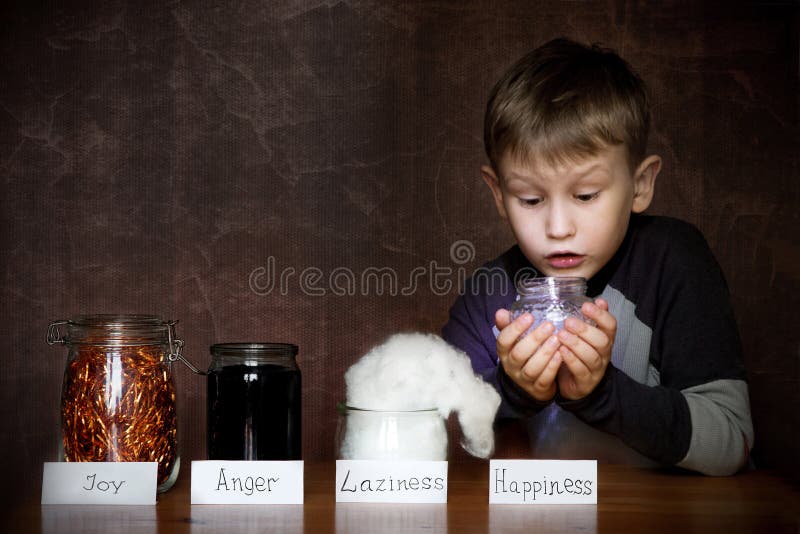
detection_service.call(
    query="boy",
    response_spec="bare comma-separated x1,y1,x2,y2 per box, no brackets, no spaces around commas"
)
442,38,753,476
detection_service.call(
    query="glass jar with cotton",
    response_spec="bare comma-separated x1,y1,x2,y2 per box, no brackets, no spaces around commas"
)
336,406,448,461
337,333,500,462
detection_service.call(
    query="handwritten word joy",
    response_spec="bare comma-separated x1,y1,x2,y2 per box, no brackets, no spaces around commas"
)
83,473,126,494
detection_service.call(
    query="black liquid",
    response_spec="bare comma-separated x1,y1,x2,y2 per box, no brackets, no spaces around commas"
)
207,364,301,460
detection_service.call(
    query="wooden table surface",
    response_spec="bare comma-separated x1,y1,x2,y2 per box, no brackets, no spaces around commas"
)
8,461,800,533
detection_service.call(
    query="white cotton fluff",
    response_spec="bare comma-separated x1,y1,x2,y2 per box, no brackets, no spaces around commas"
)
341,332,501,459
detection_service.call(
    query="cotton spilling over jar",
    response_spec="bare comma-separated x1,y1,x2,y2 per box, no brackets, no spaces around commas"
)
337,333,501,461
510,276,594,334
47,315,185,492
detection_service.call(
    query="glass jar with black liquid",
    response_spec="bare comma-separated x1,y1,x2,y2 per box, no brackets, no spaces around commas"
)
207,343,301,460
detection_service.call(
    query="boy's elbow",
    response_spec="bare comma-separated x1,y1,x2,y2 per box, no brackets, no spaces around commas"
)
675,428,751,476
697,440,750,476
676,384,754,476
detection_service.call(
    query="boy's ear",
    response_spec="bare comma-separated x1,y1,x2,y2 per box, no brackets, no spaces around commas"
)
481,165,508,219
631,155,661,213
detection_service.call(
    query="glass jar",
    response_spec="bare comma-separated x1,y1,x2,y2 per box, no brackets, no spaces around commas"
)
46,315,182,492
336,405,448,461
207,343,301,461
509,276,593,334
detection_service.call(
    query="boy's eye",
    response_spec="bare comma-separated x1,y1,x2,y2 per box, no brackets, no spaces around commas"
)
518,197,542,207
575,192,599,202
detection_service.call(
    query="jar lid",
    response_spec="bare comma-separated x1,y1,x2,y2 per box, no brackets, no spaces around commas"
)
47,314,174,346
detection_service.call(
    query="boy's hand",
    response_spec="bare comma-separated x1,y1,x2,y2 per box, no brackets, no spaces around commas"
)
495,309,563,402
555,298,616,400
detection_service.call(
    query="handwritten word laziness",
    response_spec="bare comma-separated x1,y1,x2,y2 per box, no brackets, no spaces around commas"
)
338,469,445,493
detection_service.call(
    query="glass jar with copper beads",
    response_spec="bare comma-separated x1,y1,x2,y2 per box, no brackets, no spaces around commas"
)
47,315,187,492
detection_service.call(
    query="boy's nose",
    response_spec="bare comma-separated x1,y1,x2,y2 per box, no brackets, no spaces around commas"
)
545,203,576,239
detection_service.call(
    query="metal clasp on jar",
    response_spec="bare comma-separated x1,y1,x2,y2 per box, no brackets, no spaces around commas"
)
46,320,69,345
166,320,206,375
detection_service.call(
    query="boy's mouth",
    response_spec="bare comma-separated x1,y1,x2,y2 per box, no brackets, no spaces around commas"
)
545,252,585,269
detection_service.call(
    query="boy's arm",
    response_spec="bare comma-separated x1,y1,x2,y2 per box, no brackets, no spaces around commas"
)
557,223,753,476
442,285,550,419
557,365,751,475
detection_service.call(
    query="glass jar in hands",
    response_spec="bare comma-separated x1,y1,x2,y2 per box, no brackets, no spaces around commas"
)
509,277,594,335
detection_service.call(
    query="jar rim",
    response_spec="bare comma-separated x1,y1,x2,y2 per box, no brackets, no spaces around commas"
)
68,314,167,327
517,276,587,295
210,342,298,357
518,276,587,285
337,403,439,415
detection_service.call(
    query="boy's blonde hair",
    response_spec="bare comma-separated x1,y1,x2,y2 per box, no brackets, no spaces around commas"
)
484,38,650,173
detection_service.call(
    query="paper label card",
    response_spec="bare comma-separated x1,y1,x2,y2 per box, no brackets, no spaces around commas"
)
191,461,304,504
489,460,597,505
41,462,157,505
335,460,447,503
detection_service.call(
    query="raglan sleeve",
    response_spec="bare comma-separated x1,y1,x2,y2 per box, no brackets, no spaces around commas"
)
443,276,551,419
557,221,753,475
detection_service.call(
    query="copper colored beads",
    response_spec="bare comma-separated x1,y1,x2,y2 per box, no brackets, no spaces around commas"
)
48,315,182,492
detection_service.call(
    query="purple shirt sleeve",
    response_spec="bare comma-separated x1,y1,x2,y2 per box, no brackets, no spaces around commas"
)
442,261,551,418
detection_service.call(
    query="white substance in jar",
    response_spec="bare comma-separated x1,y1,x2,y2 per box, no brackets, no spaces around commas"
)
337,407,448,461
340,333,501,460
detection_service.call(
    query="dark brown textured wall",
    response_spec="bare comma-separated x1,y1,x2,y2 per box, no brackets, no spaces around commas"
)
1,0,797,505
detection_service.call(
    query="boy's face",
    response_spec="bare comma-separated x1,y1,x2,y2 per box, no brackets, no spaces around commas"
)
482,145,661,280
